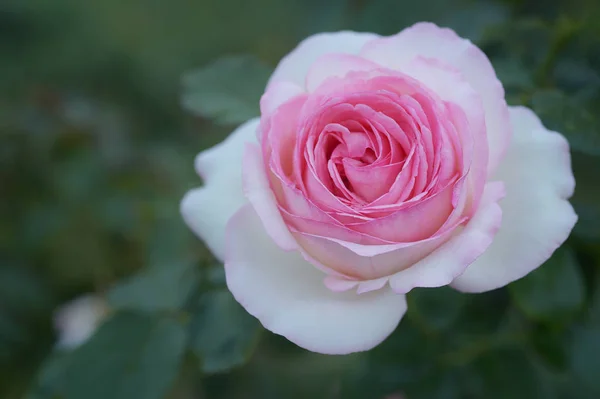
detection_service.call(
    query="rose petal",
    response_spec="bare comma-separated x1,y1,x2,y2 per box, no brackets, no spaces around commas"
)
243,143,298,251
389,181,505,293
225,204,408,355
360,22,510,175
181,118,260,260
451,106,577,293
306,53,381,92
260,81,305,116
268,31,379,90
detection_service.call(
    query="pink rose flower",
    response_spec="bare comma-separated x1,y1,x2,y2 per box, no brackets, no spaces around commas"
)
181,23,577,354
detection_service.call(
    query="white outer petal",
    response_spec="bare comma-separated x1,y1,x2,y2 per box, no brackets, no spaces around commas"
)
225,204,407,355
267,31,379,90
451,106,577,292
180,118,259,260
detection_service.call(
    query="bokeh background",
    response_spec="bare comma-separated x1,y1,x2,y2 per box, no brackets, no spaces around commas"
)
2,0,600,398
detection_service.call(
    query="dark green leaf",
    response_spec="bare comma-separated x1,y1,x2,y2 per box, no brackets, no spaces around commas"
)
570,153,600,240
108,261,199,313
531,89,600,156
407,286,466,332
62,312,187,399
340,319,439,399
569,325,600,395
25,352,69,399
468,349,549,399
509,246,584,322
190,290,261,373
181,55,272,125
355,0,508,43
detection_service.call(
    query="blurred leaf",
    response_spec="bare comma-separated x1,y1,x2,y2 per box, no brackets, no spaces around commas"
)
531,326,569,372
569,325,600,395
493,58,534,92
25,352,69,399
356,0,508,43
553,58,600,93
0,265,55,365
181,55,272,126
340,320,439,399
468,349,548,399
509,246,584,323
441,1,510,44
62,312,187,399
407,286,466,332
569,152,600,240
108,261,199,313
531,89,600,156
190,290,261,374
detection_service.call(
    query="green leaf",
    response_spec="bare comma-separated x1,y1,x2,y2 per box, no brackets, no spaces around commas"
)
570,153,600,240
62,312,187,399
509,246,584,322
530,89,600,156
569,325,600,395
25,352,70,399
181,55,272,125
407,286,466,332
339,319,439,399
190,290,261,373
468,349,549,399
355,0,508,43
108,261,200,313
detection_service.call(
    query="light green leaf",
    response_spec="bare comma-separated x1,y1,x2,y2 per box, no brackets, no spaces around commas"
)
62,312,187,399
108,261,199,312
190,290,261,373
509,246,584,322
181,55,272,125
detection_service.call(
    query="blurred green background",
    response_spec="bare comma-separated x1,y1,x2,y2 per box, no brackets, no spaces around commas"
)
2,0,600,398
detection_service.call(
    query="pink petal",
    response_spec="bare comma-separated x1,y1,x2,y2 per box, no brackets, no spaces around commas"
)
260,81,305,116
225,204,407,355
361,22,511,176
389,181,505,293
243,143,298,251
451,106,577,292
305,53,381,92
268,31,379,90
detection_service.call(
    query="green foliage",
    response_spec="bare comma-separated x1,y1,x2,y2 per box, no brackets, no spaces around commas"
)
181,55,272,126
190,290,262,373
531,89,600,156
108,261,200,313
510,246,585,323
3,0,600,398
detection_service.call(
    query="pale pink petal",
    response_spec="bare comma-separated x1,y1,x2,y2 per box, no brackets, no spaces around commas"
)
194,118,260,183
389,181,505,293
361,22,510,175
181,118,260,260
260,81,305,116
294,228,452,281
225,205,407,355
305,53,381,92
451,106,577,293
268,31,379,89
243,143,298,251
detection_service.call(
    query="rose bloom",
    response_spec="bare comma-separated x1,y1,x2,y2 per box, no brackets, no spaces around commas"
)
182,23,577,354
